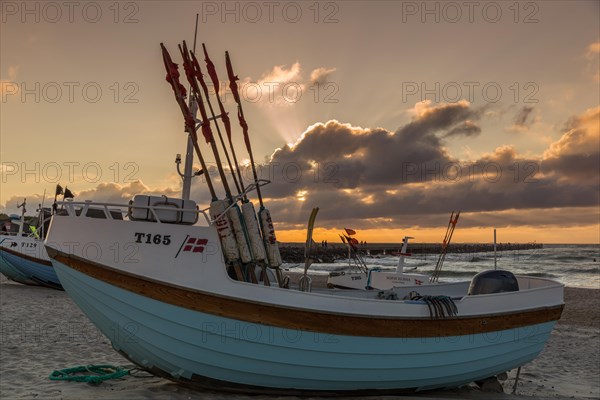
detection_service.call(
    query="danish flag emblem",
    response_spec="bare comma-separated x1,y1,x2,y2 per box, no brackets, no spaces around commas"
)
415,279,423,286
183,237,208,253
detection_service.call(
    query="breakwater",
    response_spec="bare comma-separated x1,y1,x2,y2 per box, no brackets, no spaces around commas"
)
279,242,543,263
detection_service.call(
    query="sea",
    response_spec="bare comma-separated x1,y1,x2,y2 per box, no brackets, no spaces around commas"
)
283,244,600,289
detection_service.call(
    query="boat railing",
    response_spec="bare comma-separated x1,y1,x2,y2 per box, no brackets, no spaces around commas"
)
56,200,211,225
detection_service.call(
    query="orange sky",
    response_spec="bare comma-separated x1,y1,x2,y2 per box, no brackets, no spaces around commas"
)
277,225,600,245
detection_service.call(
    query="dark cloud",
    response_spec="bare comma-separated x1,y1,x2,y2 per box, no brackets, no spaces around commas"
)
542,107,599,181
6,106,597,233
506,106,535,133
257,106,599,230
443,120,482,138
514,106,534,128
398,100,485,140
268,101,487,190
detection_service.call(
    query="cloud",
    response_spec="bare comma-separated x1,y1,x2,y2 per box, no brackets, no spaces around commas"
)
267,101,486,189
443,120,481,138
586,41,600,58
507,106,535,132
4,106,597,234
404,100,485,139
260,62,302,84
310,67,336,85
1,181,183,215
256,105,599,230
74,180,181,203
233,63,338,107
235,62,303,107
585,41,600,82
0,66,19,100
542,106,600,181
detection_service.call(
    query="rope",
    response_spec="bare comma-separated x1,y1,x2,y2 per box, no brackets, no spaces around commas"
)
377,290,458,319
408,294,458,319
49,365,130,384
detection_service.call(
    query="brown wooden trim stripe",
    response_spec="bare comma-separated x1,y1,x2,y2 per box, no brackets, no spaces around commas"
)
49,248,564,338
1,246,53,266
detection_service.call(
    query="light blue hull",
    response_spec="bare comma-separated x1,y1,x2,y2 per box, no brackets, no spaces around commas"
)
0,252,39,285
3,251,62,289
54,260,555,393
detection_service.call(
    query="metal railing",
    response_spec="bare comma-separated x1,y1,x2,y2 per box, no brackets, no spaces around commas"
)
56,200,211,225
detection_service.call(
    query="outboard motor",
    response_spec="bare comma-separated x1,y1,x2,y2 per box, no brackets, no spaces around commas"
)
468,270,519,295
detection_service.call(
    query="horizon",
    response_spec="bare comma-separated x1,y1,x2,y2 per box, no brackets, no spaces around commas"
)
1,1,599,244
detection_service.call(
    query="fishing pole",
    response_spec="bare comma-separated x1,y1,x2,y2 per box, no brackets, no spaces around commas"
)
179,42,232,199
202,43,248,201
200,47,279,285
190,48,244,194
161,43,217,200
164,42,252,281
225,50,285,277
225,51,263,207
430,211,460,283
180,41,261,283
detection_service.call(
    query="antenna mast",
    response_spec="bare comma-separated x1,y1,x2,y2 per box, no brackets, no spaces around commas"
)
180,14,200,200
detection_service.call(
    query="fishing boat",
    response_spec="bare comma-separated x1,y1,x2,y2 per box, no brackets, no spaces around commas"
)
0,200,56,287
0,237,41,286
45,41,564,394
327,236,431,290
327,213,459,290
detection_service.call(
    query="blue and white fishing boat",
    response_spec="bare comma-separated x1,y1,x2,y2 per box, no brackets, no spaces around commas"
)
46,202,564,394
0,200,56,287
44,41,564,394
0,237,41,286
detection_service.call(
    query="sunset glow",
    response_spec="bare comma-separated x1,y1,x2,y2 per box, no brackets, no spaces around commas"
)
1,1,598,244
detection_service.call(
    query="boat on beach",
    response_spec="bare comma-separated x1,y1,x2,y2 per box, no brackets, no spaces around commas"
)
327,236,431,290
0,201,58,288
44,41,564,394
327,213,459,290
46,204,564,393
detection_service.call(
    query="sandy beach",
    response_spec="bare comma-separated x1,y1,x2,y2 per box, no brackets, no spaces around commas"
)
0,274,598,400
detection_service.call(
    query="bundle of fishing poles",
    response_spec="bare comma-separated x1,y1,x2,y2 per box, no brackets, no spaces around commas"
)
160,40,283,286
339,234,369,274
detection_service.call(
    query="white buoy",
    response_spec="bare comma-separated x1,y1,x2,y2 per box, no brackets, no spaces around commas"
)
228,206,253,264
259,208,282,267
241,201,266,262
209,200,240,263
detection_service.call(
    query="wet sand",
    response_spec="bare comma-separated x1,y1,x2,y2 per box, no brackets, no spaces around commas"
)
0,274,598,400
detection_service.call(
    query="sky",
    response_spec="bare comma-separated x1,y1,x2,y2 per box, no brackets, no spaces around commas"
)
1,1,599,244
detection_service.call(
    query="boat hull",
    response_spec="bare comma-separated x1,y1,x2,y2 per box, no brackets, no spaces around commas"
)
0,237,61,289
52,257,559,394
0,243,40,285
327,269,431,290
326,270,369,289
